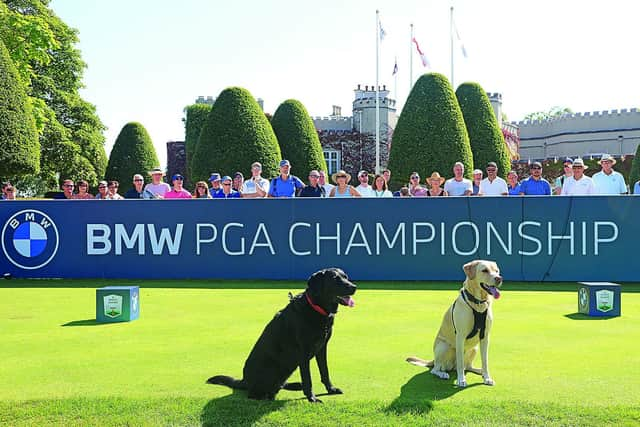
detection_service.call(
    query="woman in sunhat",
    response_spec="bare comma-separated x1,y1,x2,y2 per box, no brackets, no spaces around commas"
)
426,172,448,197
329,170,361,197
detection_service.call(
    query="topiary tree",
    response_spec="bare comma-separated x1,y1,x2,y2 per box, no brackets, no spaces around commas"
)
629,148,640,193
105,122,159,188
456,82,511,179
271,99,327,178
184,103,212,180
0,38,40,177
387,72,472,189
191,87,281,181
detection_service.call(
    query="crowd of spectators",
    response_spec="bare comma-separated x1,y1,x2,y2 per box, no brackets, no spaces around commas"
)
1,154,637,201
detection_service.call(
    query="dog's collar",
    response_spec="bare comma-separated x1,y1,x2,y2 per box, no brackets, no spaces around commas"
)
305,292,330,317
462,289,486,305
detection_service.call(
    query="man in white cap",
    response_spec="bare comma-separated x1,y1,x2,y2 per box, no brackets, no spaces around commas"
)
144,167,170,198
355,170,375,197
561,158,596,195
592,154,627,195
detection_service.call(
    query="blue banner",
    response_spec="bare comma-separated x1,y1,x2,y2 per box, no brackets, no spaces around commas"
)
1,197,637,281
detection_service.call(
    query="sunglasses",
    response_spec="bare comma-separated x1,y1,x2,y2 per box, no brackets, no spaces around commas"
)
410,176,419,180
336,175,347,179
309,175,320,178
64,184,74,188
134,179,143,182
174,177,184,181
573,166,584,169
531,166,541,170
564,165,572,168
222,183,231,186
98,186,107,189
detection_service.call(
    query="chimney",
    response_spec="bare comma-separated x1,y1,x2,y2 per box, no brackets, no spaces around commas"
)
332,105,342,117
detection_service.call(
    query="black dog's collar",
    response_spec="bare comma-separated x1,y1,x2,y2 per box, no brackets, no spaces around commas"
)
462,289,486,305
305,292,330,317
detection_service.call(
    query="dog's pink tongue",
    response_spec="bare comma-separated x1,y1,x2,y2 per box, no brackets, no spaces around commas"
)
489,287,501,299
344,296,355,307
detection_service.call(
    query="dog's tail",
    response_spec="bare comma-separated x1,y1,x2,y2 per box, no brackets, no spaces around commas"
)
206,375,247,390
406,356,434,368
281,382,303,391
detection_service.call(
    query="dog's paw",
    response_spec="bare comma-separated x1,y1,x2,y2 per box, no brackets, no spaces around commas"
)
483,377,495,386
431,370,449,380
307,395,323,403
326,386,343,395
456,378,467,388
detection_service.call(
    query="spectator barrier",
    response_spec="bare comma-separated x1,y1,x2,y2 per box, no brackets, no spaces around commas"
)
1,197,637,281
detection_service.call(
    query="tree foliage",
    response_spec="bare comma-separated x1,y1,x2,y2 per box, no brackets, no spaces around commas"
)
387,73,472,188
0,37,40,177
191,87,281,181
456,82,511,179
630,147,640,192
524,106,573,122
0,0,106,191
184,103,212,180
105,122,159,186
271,99,327,178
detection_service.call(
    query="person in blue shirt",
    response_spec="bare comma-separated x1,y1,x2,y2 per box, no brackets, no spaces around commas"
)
213,176,240,198
269,160,305,198
519,162,551,196
507,170,521,196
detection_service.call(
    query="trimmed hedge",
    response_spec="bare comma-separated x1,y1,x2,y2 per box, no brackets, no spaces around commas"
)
184,103,212,180
271,99,327,178
0,38,40,177
387,72,472,188
105,122,159,186
456,82,510,179
191,87,281,181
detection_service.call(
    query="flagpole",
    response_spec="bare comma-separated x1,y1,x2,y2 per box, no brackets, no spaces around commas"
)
409,23,414,94
375,9,380,174
450,6,454,87
394,57,398,104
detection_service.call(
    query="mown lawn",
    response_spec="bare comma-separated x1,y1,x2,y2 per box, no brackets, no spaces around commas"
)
1,280,639,426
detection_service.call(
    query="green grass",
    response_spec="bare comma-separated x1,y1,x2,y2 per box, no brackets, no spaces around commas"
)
1,280,639,426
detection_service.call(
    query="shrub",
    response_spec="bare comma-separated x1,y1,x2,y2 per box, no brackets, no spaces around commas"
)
184,103,212,179
456,82,510,179
191,87,281,181
105,122,160,186
0,38,40,177
271,99,327,178
387,72,472,188
629,148,640,192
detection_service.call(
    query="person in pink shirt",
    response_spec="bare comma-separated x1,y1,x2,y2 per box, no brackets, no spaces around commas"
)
164,174,192,199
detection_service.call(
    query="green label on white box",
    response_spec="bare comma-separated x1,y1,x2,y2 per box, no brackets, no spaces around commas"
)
596,290,614,312
104,294,123,318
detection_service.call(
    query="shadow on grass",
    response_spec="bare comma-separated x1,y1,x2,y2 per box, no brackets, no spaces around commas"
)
564,313,618,321
61,318,102,327
200,389,285,427
3,278,640,293
386,370,483,415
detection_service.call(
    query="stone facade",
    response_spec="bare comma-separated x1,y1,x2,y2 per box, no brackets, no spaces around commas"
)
515,108,640,161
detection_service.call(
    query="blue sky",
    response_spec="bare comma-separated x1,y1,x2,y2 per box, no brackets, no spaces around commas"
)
50,0,640,168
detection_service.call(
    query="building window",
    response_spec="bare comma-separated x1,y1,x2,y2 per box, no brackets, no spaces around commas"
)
324,150,341,174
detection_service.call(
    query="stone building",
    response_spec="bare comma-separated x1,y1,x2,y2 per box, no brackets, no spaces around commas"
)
515,108,640,161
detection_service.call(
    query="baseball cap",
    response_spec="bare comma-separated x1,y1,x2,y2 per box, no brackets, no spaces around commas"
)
221,175,232,182
171,174,184,181
208,173,221,182
279,159,291,167
358,170,368,177
233,171,244,179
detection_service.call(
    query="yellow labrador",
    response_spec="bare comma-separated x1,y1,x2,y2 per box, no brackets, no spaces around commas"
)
407,260,503,387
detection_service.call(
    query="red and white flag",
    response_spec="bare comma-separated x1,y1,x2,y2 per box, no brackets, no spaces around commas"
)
412,38,430,68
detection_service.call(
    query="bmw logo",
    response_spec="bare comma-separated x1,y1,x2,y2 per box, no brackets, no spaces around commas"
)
2,210,59,270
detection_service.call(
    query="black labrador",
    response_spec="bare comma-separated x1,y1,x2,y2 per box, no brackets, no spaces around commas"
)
206,267,356,403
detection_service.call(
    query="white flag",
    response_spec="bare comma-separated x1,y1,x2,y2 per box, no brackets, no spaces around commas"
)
412,38,430,68
379,20,387,41
453,20,468,58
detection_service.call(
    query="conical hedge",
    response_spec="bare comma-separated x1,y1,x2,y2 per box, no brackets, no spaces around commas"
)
0,38,40,177
387,73,472,188
105,122,160,187
184,103,212,179
191,87,281,181
271,99,327,178
456,82,510,179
